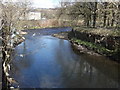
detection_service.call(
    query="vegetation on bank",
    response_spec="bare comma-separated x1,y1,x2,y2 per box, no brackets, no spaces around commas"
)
58,1,120,62
52,30,119,62
71,38,116,54
73,27,120,37
24,26,70,30
70,37,120,61
19,19,74,30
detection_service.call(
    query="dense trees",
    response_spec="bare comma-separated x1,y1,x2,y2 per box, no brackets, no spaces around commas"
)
58,1,120,28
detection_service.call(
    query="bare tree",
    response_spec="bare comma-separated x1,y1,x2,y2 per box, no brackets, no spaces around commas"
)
0,0,31,89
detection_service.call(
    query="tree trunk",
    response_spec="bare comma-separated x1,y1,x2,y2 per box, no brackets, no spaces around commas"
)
1,20,9,90
93,2,97,28
111,10,115,27
107,17,110,27
2,27,8,90
116,4,120,28
103,12,107,27
87,19,90,27
103,2,108,27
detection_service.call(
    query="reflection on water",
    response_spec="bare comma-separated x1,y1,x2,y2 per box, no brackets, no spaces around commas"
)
11,29,119,88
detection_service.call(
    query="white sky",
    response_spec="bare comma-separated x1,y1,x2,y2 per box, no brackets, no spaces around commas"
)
3,0,119,8
3,0,60,8
31,0,60,8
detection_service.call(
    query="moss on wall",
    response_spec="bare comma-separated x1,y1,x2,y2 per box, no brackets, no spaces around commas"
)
68,28,120,62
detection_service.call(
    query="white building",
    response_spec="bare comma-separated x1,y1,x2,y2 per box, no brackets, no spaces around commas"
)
27,12,41,20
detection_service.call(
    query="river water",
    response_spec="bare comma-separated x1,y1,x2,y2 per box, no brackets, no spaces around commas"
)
10,27,119,88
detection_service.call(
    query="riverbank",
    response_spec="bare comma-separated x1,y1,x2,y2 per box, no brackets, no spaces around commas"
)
52,32,69,40
22,26,71,31
52,32,101,56
2,30,27,89
52,27,120,62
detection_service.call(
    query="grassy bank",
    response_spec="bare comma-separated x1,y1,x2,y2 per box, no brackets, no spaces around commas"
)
71,38,118,55
70,37,120,62
69,27,120,62
74,27,120,36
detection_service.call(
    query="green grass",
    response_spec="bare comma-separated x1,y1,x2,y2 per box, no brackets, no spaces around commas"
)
71,38,118,55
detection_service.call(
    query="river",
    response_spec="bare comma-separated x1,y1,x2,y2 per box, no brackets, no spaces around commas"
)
10,27,119,88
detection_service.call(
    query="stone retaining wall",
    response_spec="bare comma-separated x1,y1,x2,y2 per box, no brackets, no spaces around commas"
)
68,30,120,62
68,30,120,50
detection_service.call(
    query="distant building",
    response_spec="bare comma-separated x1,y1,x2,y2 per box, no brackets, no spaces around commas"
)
27,12,41,20
19,11,41,20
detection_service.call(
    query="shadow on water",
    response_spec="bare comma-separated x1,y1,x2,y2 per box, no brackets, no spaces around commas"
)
10,27,119,88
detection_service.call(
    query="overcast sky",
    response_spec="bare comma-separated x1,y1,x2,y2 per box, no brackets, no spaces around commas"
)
32,0,60,8
3,0,60,8
3,0,119,8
